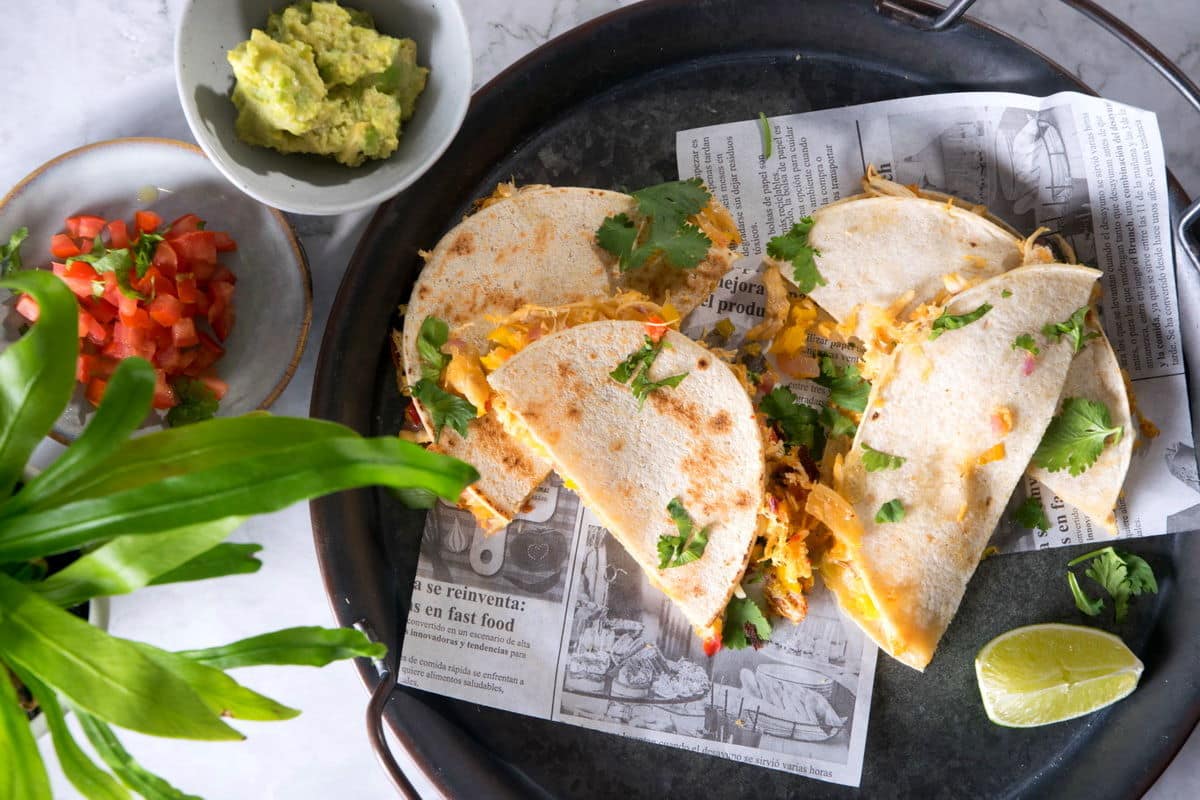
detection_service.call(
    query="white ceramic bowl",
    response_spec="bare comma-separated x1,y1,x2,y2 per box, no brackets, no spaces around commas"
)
0,138,311,442
174,0,472,215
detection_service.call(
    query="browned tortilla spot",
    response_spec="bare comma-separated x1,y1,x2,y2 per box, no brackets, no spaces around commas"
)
450,232,475,256
709,410,732,434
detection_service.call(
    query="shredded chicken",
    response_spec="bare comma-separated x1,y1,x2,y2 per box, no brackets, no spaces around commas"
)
745,264,791,342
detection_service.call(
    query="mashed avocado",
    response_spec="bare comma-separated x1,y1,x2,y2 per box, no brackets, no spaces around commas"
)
227,1,428,167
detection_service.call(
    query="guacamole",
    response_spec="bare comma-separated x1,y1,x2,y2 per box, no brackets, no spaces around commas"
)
227,1,428,167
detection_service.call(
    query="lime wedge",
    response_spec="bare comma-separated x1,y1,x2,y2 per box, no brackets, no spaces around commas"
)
975,623,1143,727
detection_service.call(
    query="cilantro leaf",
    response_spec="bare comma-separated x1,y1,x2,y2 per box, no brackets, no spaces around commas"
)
1001,289,1013,298
814,354,870,412
1067,572,1104,616
722,596,772,650
758,112,772,159
165,377,220,428
1012,333,1040,356
1066,546,1158,622
68,242,145,300
595,179,714,272
657,497,711,569
929,302,992,340
0,226,28,277
130,232,165,279
415,316,451,381
1042,306,1101,354
1032,397,1123,477
861,444,905,472
759,385,824,456
1012,496,1050,531
767,218,825,294
411,378,476,441
874,498,905,523
820,405,858,438
609,335,688,409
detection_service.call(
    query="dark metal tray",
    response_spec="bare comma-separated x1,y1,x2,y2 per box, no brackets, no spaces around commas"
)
311,1,1200,797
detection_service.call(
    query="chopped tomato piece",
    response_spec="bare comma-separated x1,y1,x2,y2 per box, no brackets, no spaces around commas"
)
644,314,669,343
85,378,108,407
106,219,129,249
152,370,177,410
212,264,237,284
207,281,235,340
167,213,204,238
50,234,82,259
134,210,162,234
200,375,228,400
15,294,39,322
67,215,106,239
172,231,217,270
81,297,117,325
147,294,183,327
151,240,179,278
176,273,199,303
172,317,199,348
78,307,107,344
212,231,237,252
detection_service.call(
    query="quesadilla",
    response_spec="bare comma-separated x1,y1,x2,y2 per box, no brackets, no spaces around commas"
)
398,183,740,530
485,320,764,630
819,264,1106,670
774,172,1132,532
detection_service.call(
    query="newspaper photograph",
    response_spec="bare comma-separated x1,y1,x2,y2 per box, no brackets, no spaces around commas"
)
396,90,1195,789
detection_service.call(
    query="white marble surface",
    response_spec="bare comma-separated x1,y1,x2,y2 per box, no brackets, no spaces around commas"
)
1,0,1197,797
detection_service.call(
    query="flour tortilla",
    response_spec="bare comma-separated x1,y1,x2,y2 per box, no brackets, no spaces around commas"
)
796,192,1130,531
400,186,736,527
826,264,1101,670
486,321,764,628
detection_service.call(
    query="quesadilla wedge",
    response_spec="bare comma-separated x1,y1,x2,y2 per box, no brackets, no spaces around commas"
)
398,183,740,530
772,173,1132,532
819,264,1106,670
485,320,764,630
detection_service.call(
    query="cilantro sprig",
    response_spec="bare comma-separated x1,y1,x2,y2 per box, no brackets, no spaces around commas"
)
657,497,711,569
1012,333,1040,356
929,302,992,340
67,236,146,300
875,498,905,523
1066,546,1157,622
0,226,28,277
595,178,713,272
165,377,220,428
814,354,870,413
722,595,772,650
609,335,688,408
861,444,905,472
1032,397,1123,477
1012,496,1050,531
820,406,857,438
759,385,823,456
767,218,825,294
1042,306,1100,354
410,314,476,441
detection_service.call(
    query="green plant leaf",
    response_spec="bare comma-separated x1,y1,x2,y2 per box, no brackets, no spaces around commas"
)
129,643,299,722
6,661,129,800
0,226,29,277
0,270,78,499
6,357,155,517
7,416,356,514
0,435,478,562
178,626,386,670
0,657,52,800
34,517,244,608
0,574,240,741
75,711,201,800
150,542,263,587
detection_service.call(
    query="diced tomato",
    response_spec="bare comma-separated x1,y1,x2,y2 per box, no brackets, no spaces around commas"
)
166,213,204,238
212,231,237,252
152,370,177,410
77,354,116,383
15,294,39,322
106,219,129,250
61,260,99,280
172,317,199,348
67,215,106,239
134,210,162,234
176,273,199,303
81,297,117,325
151,240,179,278
85,378,107,407
172,231,217,271
207,281,235,340
644,314,669,343
117,294,152,329
702,634,722,658
50,234,82,259
211,264,237,284
147,294,183,327
78,307,107,344
199,375,228,400
156,345,197,374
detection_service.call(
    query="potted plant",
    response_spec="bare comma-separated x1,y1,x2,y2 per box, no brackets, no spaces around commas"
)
0,269,478,798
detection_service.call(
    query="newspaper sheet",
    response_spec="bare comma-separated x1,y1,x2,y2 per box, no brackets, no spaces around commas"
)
396,91,1196,789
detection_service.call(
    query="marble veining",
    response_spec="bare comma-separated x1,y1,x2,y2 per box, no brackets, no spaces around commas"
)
0,1,1195,798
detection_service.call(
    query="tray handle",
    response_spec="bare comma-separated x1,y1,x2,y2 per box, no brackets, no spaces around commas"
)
876,0,1200,267
356,621,421,800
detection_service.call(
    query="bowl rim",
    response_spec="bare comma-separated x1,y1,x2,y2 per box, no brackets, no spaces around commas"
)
172,0,474,216
0,136,313,445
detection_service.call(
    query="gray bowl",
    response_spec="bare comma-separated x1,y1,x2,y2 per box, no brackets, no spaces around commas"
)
175,0,472,215
0,138,311,442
